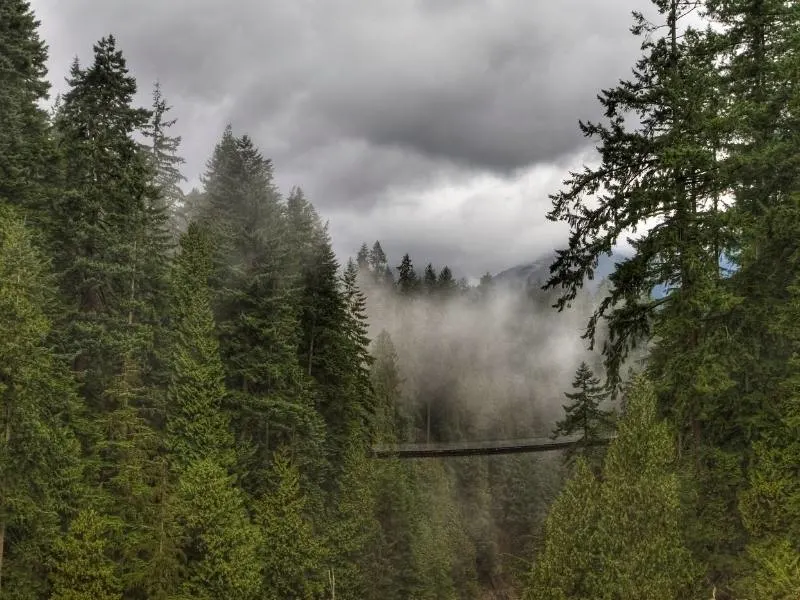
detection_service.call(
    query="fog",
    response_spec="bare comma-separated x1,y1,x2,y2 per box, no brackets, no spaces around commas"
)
358,265,604,443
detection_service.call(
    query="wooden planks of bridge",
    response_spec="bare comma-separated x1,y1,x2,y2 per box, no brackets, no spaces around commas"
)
370,435,614,459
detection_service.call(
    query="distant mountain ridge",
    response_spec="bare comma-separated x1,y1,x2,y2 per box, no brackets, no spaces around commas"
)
493,251,630,294
494,250,736,299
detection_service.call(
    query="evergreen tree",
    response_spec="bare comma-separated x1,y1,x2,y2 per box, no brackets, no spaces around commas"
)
542,1,734,437
525,459,599,600
552,362,614,469
325,435,380,600
0,206,82,599
199,129,323,495
589,376,696,597
0,0,53,223
165,223,233,469
142,82,186,238
356,242,370,270
52,35,167,398
342,258,374,419
170,459,261,600
368,241,388,275
396,253,419,296
288,189,367,464
423,263,437,294
437,266,458,299
527,376,696,599
370,330,409,443
50,509,123,600
52,36,171,596
255,449,326,600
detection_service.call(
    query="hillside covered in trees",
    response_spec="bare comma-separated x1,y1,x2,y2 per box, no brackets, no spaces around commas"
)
1,0,799,598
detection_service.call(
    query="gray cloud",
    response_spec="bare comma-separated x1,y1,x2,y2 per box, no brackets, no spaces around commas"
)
32,0,646,275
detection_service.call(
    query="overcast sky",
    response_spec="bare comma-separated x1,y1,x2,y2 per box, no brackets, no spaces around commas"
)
31,0,645,279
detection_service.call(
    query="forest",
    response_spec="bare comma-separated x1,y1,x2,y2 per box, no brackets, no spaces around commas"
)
1,0,799,598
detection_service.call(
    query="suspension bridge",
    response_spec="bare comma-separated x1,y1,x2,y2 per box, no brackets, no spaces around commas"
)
371,434,614,459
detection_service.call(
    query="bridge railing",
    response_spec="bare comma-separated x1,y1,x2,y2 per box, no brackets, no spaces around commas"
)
371,435,615,459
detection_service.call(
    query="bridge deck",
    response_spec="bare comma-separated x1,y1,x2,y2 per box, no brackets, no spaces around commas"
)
371,435,612,459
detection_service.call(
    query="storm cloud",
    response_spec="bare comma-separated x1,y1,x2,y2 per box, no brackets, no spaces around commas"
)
31,0,645,277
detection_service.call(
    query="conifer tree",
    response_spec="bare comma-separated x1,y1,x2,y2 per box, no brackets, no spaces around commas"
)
542,1,734,436
50,509,123,600
356,242,370,269
0,0,53,224
143,82,186,238
589,376,696,597
423,263,437,294
170,459,261,600
165,223,233,469
527,376,696,599
437,265,457,299
52,35,168,398
255,449,326,600
0,206,82,598
368,241,388,275
552,361,614,469
325,435,381,600
342,258,374,417
396,253,419,296
199,129,323,495
525,459,599,600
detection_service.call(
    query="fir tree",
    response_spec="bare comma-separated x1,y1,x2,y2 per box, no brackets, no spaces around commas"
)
552,361,614,468
325,434,380,600
255,449,326,600
170,459,261,600
50,509,123,600
437,266,457,299
396,253,419,296
527,376,696,599
356,242,370,270
142,81,186,238
542,1,734,434
198,129,323,495
165,223,233,469
525,459,599,600
0,0,53,223
368,241,388,275
423,263,437,294
52,35,167,398
0,206,82,598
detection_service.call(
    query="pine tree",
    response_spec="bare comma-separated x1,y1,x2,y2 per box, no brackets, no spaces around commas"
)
0,0,53,224
437,266,457,299
370,330,409,443
142,81,186,239
0,206,82,599
423,263,437,294
51,36,171,596
49,509,123,600
255,449,326,600
325,435,380,600
342,258,374,421
198,129,323,495
588,376,697,597
542,1,735,435
52,35,167,399
165,223,233,469
170,459,261,600
527,376,696,599
396,253,419,296
525,459,599,600
356,242,370,269
368,241,388,276
552,362,614,469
